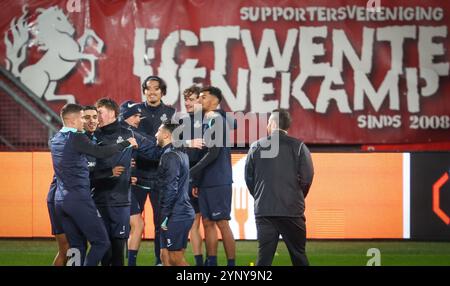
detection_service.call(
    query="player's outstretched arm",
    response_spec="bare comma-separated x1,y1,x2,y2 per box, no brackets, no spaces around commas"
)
189,146,220,178
72,132,131,159
135,133,162,161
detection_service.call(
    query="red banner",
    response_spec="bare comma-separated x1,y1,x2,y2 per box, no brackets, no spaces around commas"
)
1,0,449,144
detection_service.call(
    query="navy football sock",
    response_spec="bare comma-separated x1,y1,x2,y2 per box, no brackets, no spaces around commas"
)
194,255,204,266
206,256,217,266
128,250,138,266
227,259,235,266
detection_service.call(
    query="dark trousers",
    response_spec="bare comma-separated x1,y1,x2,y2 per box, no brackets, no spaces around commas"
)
255,216,309,266
55,199,110,266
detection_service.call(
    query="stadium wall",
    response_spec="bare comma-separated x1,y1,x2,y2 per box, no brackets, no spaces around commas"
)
2,0,450,150
1,152,448,240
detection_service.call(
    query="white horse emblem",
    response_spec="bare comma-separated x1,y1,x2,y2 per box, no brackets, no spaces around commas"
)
4,6,104,103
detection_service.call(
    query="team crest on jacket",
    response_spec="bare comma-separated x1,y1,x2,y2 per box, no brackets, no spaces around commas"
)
160,113,168,122
116,136,124,144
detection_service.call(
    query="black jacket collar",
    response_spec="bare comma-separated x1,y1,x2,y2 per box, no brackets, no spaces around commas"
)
100,119,121,135
144,101,166,111
162,142,173,153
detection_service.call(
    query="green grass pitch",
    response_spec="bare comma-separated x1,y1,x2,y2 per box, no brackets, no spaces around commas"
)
1,239,450,266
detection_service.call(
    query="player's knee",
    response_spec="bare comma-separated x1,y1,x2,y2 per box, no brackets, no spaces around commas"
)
160,249,170,265
60,244,70,256
193,215,201,228
137,217,145,231
190,225,200,236
202,218,215,228
131,215,144,232
216,219,230,229
169,251,182,265
58,240,70,254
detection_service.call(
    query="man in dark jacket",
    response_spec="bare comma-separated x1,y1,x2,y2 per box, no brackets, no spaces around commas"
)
51,103,137,266
118,100,163,266
190,86,236,266
179,85,205,266
47,105,124,266
92,98,161,266
245,109,314,266
83,105,126,181
156,121,195,266
136,75,176,265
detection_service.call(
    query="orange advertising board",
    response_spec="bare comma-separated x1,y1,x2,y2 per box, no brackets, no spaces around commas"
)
305,153,403,239
0,152,404,239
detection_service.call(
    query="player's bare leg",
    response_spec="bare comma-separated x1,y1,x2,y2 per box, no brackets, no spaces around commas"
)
127,213,144,266
189,213,203,262
216,219,236,266
160,248,171,266
202,217,219,265
169,250,189,266
53,233,70,266
128,214,144,251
